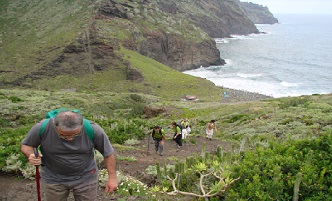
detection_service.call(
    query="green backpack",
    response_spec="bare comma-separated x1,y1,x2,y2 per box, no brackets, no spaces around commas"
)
39,108,94,141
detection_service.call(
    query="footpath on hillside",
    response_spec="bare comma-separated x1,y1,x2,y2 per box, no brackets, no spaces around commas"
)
0,136,231,201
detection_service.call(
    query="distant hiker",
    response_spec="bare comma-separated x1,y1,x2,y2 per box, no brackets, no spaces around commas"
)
171,122,182,148
206,120,217,140
181,117,191,136
223,91,229,98
21,110,118,200
147,126,166,156
180,118,188,139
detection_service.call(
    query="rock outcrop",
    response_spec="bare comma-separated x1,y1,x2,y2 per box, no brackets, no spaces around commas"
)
137,32,224,71
236,1,279,24
157,0,259,38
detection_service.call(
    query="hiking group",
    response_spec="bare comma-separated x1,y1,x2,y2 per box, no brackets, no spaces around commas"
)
147,118,218,156
20,108,217,200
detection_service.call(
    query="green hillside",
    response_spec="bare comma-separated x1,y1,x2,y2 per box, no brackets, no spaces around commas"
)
0,0,100,81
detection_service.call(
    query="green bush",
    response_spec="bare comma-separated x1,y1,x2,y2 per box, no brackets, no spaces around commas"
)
93,118,148,144
149,131,332,200
279,96,310,109
0,126,31,169
225,114,253,124
227,130,332,200
8,96,23,103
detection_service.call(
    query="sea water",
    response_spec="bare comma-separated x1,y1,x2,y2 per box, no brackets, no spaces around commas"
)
184,14,332,98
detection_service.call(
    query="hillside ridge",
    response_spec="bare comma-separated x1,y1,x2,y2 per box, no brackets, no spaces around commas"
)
0,0,278,96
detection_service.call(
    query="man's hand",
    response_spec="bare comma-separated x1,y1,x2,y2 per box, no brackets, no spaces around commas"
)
28,153,42,166
104,154,118,193
105,178,118,193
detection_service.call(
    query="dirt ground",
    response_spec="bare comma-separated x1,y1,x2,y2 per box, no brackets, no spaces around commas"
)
0,134,231,201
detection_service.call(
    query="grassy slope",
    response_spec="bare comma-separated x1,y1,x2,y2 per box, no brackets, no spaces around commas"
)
0,0,100,82
120,48,224,101
29,46,224,101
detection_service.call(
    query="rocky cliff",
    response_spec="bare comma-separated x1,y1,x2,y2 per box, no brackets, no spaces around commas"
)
97,0,261,71
156,0,259,38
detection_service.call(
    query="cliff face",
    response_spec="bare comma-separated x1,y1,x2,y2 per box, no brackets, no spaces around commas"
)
137,32,223,71
157,0,259,38
97,0,260,71
98,0,225,71
237,1,279,24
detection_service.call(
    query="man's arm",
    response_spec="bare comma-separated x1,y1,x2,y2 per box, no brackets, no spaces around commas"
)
104,154,118,192
21,144,42,166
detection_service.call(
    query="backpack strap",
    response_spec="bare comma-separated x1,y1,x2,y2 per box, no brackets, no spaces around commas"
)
177,124,183,133
39,119,50,135
39,118,94,141
83,119,94,141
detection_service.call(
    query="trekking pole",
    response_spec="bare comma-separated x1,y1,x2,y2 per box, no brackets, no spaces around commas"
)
147,134,151,155
34,147,41,201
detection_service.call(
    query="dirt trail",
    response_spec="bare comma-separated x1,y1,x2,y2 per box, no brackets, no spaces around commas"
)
0,135,231,200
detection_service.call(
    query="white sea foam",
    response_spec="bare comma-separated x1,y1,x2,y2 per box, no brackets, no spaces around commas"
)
280,81,299,87
237,73,262,78
229,35,254,40
214,38,229,43
224,59,233,65
208,77,280,97
184,67,218,79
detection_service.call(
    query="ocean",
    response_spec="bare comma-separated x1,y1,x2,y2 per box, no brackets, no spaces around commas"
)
184,14,332,98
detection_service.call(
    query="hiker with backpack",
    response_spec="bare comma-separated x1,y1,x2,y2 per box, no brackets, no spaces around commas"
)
147,126,166,156
21,109,118,201
171,122,182,148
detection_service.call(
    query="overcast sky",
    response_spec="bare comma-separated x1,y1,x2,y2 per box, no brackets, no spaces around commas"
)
242,0,332,14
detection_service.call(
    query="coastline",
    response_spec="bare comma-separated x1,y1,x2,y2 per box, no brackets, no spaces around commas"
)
220,87,273,103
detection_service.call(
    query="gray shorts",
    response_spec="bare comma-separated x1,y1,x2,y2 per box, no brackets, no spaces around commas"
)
42,178,98,201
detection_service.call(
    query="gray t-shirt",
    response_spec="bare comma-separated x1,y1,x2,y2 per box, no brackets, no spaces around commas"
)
21,119,114,184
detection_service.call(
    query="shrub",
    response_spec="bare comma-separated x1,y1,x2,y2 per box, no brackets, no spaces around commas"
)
227,131,332,200
225,114,253,124
93,118,148,144
279,96,310,109
99,170,149,196
8,96,23,103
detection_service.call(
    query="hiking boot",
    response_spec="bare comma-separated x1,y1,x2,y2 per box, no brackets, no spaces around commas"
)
177,145,182,149
160,153,163,156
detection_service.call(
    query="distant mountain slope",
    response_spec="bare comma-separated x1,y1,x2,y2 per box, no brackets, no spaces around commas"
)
237,1,279,24
156,0,259,38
